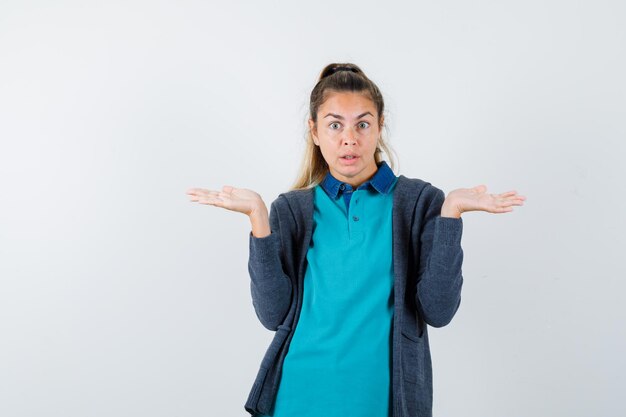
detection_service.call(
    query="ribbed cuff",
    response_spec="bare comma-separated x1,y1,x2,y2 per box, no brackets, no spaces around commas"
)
434,216,463,246
249,231,280,262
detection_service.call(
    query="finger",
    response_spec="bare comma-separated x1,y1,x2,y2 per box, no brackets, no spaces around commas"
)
190,191,214,201
217,191,232,200
199,195,225,206
501,191,527,202
500,197,525,207
504,196,526,206
187,188,218,197
186,187,205,195
188,190,205,200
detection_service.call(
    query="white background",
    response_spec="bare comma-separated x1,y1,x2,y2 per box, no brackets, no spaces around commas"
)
1,1,624,416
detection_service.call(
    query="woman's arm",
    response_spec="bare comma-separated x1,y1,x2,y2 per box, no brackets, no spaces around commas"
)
248,199,293,331
415,186,464,328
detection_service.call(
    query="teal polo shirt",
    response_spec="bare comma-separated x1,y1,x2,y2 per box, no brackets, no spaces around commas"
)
259,161,398,417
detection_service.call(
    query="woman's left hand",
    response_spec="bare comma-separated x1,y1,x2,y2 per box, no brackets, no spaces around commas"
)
441,185,526,218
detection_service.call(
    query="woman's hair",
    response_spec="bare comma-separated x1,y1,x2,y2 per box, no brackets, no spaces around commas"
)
290,63,398,191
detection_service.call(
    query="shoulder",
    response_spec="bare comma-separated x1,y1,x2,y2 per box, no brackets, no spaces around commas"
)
396,175,444,203
274,187,314,208
266,187,314,224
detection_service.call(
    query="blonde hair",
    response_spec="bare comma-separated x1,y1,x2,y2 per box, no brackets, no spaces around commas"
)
290,63,398,191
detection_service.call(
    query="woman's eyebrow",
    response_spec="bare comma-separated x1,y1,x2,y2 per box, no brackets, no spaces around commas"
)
323,112,374,119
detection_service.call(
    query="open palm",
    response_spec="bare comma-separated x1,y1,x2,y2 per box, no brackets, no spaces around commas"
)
186,185,264,216
448,185,526,215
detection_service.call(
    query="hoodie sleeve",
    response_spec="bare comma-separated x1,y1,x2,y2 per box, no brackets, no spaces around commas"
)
248,198,293,331
415,185,464,328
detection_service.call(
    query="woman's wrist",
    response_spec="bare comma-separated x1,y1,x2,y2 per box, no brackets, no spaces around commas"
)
249,205,271,238
441,198,462,219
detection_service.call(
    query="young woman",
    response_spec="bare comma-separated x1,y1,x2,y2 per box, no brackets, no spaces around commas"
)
187,63,526,417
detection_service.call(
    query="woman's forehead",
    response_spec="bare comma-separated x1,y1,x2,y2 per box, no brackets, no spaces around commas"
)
320,91,377,117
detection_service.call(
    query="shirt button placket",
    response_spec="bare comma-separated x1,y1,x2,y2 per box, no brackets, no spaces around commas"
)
349,190,363,240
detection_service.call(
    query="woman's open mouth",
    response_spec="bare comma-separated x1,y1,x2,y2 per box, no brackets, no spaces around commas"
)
341,155,359,164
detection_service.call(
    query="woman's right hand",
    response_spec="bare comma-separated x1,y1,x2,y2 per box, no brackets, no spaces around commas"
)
186,185,267,216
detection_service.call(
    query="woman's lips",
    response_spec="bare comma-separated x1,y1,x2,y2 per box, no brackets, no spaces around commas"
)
340,156,359,165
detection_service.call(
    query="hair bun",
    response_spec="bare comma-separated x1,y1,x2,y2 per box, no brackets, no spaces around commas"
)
319,63,363,80
332,66,358,74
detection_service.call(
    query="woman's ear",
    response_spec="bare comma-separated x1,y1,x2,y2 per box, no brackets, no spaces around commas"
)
308,118,319,145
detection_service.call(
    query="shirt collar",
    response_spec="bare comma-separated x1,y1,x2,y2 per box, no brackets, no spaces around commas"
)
320,160,396,199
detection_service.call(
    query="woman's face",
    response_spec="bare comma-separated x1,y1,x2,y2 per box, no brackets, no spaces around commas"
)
309,91,383,188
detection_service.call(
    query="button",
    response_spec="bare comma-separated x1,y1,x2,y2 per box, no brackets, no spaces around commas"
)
339,184,345,190
352,216,359,221
355,199,359,204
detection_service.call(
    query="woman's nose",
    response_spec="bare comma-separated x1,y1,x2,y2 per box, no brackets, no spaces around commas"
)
343,128,357,144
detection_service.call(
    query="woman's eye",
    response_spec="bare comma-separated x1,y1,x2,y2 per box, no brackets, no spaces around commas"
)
329,122,341,130
358,121,370,129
